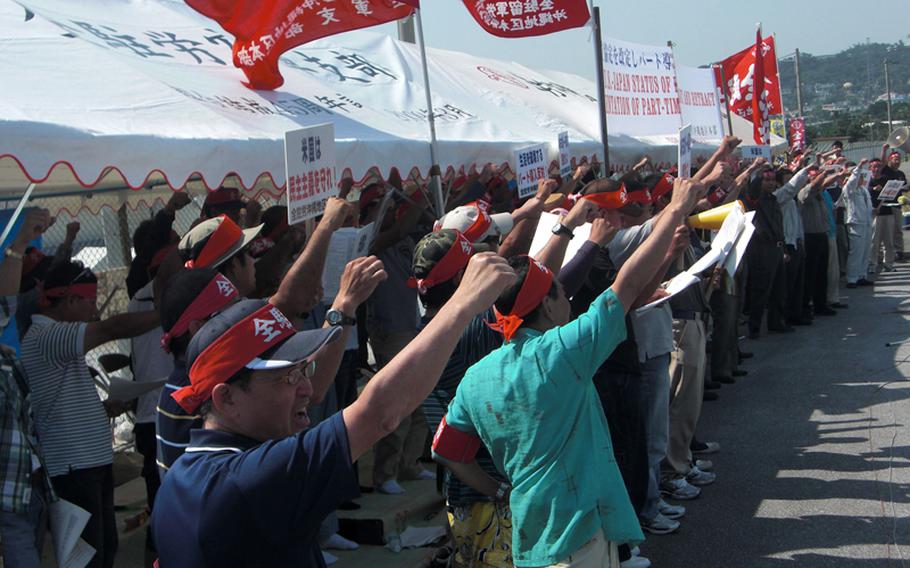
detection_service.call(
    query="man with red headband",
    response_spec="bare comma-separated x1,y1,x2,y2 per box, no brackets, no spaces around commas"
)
434,179,704,567
879,145,907,262
0,209,57,567
20,259,161,568
151,253,515,567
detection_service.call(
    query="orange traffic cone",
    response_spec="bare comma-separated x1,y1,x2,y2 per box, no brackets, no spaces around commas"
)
687,200,744,230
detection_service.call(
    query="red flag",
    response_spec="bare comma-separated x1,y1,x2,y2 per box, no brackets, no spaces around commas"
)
185,0,415,90
714,34,783,141
751,29,769,144
462,0,590,38
398,0,420,6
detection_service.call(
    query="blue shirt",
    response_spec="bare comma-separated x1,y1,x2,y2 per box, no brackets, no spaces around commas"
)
444,288,643,567
152,412,359,567
155,361,196,476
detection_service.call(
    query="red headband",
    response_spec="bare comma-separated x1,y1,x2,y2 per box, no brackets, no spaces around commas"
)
890,151,901,159
462,201,493,242
487,257,553,342
626,189,652,205
150,243,178,271
185,216,243,269
407,231,474,294
160,273,238,353
39,283,97,308
174,303,295,413
579,186,629,210
651,173,675,202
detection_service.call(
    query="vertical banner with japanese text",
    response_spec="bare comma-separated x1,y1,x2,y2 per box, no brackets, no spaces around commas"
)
558,131,571,178
789,118,806,152
676,65,724,143
601,36,681,139
514,143,548,198
678,124,692,178
285,123,336,225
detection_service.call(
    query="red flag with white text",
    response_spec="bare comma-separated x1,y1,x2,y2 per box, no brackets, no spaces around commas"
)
751,30,769,144
185,0,415,90
462,0,590,38
714,34,783,141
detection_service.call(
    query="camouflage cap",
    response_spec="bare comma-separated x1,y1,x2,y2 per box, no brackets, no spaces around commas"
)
412,229,489,280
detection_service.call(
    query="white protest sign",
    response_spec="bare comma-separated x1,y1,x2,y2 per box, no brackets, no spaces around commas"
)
558,131,571,178
724,211,756,276
602,36,681,139
741,145,772,162
49,499,95,568
677,65,725,143
879,180,906,202
322,222,375,301
529,212,592,267
284,123,336,225
678,124,693,179
514,143,548,199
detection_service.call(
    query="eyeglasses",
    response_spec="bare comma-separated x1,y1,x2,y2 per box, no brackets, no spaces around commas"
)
281,360,317,386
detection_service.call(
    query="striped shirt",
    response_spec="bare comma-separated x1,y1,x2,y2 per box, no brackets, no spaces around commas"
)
154,361,200,476
21,315,112,477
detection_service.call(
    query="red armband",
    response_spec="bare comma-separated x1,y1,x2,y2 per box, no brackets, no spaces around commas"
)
432,416,481,463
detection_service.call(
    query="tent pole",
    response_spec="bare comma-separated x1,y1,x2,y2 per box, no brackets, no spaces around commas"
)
0,183,36,248
414,8,445,217
591,7,610,174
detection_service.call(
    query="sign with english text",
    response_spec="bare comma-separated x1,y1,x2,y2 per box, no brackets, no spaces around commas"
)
601,36,681,139
285,123,336,225
677,65,724,143
514,143,548,199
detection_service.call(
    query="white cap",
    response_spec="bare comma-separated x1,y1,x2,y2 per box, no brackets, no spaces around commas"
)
436,203,514,243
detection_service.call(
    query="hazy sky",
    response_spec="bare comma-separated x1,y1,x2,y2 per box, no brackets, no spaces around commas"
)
363,1,908,78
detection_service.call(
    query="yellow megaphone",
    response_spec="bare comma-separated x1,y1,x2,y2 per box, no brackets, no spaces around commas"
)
687,200,743,230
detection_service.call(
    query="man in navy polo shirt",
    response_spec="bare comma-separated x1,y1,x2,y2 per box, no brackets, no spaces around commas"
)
152,253,516,566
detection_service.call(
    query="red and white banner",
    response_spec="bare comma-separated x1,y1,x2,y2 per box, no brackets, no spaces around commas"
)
751,30,769,144
462,0,590,38
789,117,806,152
185,0,415,89
715,34,783,142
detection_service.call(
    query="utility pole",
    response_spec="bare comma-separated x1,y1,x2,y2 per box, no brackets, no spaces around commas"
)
794,48,804,116
884,59,893,132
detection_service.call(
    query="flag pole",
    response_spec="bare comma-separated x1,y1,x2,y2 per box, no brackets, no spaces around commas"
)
715,64,735,137
413,7,445,217
591,6,610,174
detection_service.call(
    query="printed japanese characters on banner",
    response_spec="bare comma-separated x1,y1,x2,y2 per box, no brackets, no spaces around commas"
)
678,124,693,179
185,0,415,89
602,36,681,139
740,144,771,162
558,131,571,178
714,35,783,131
789,117,806,152
514,143,548,198
462,0,591,38
285,123,337,225
879,180,907,202
676,65,724,143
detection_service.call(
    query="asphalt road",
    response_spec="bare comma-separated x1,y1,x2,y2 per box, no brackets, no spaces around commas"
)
645,261,910,567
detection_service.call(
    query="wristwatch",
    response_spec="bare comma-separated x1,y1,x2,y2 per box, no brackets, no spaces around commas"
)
325,309,356,327
550,222,574,238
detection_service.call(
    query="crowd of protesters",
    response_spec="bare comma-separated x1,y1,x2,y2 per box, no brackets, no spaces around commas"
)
0,135,905,568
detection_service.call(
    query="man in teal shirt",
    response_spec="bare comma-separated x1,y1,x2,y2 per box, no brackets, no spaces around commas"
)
434,178,703,567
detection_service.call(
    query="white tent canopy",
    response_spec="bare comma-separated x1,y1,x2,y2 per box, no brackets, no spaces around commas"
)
1,0,774,212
